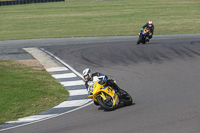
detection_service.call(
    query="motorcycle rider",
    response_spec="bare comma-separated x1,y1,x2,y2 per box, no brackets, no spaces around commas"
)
82,68,125,97
142,21,154,41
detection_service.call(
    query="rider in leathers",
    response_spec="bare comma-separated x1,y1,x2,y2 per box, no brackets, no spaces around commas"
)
82,68,123,97
142,21,154,40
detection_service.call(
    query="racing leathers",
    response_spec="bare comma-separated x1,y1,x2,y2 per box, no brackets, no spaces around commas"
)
142,23,154,39
84,72,120,95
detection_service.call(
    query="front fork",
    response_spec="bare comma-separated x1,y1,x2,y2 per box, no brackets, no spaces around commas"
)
100,92,106,101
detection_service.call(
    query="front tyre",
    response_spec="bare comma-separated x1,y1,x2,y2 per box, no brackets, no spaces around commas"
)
94,101,99,106
137,36,142,45
97,95,115,111
142,37,146,44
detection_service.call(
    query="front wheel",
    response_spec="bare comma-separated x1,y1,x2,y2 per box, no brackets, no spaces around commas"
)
96,94,115,111
94,101,99,106
142,37,146,44
137,36,142,45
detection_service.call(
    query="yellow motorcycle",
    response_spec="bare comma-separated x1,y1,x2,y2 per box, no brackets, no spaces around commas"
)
88,80,133,111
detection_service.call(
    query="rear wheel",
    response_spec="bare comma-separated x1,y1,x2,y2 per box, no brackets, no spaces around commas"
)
97,93,115,111
119,89,133,106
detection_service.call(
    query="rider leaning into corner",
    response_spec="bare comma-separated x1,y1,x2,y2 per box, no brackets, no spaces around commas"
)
82,68,127,98
142,21,154,41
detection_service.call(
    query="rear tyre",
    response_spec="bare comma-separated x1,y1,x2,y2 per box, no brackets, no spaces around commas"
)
119,89,133,106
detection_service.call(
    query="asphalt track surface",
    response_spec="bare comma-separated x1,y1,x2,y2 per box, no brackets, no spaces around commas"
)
1,34,200,133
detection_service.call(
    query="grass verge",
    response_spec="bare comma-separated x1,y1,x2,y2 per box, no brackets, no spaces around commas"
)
0,60,69,124
0,0,199,40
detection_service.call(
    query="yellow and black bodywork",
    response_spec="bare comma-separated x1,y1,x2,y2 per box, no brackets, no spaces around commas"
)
88,80,119,110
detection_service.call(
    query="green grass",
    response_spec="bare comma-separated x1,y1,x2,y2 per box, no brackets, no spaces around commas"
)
0,60,69,124
0,0,199,41
0,0,15,1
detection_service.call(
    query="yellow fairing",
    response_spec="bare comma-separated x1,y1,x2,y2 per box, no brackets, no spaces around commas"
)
144,29,149,33
88,81,119,106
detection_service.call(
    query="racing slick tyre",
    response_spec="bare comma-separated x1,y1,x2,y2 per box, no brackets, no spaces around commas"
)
119,89,133,106
142,39,146,44
97,95,115,111
94,101,99,106
137,36,142,45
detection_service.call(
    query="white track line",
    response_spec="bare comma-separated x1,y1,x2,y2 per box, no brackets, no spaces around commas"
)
3,102,93,132
40,48,84,80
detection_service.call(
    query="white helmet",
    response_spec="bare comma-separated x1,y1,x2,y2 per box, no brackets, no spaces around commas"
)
148,21,153,27
82,68,92,81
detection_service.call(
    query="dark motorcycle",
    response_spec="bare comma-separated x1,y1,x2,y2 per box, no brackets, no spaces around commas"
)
137,27,150,45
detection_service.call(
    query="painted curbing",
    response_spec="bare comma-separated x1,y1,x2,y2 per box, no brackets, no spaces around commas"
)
0,48,92,131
